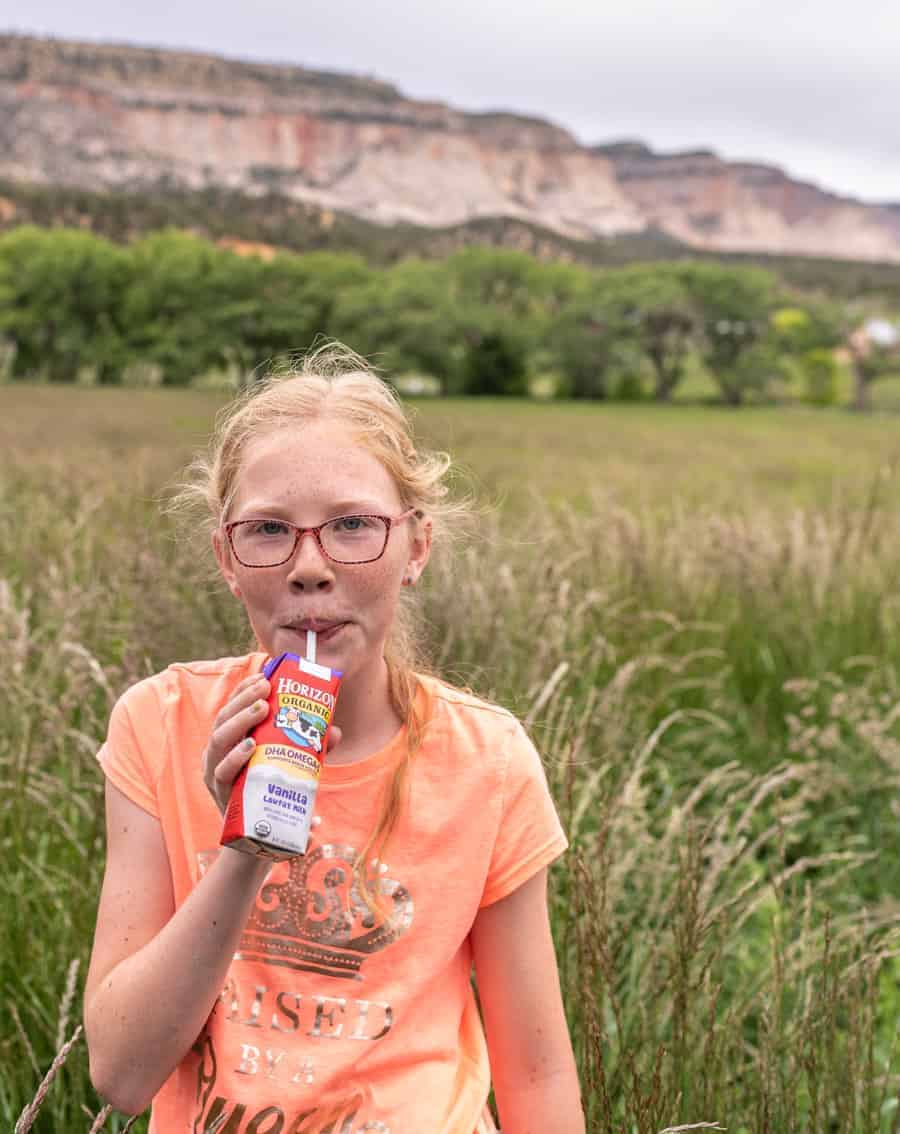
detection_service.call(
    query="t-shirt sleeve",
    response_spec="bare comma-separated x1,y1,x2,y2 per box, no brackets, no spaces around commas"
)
96,676,168,818
479,719,568,908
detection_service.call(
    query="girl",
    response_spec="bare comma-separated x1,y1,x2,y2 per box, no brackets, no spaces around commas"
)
85,348,584,1134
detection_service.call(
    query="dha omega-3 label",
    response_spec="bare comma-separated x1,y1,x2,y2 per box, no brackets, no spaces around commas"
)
221,652,342,859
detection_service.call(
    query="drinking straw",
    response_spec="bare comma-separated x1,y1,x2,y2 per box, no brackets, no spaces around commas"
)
306,629,317,663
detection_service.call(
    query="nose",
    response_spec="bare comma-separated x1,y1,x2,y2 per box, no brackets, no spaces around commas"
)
285,530,334,590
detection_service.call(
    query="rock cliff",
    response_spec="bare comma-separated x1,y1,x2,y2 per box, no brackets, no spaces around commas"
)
2,33,898,262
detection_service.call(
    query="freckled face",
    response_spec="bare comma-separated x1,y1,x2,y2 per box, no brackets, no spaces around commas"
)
212,422,430,682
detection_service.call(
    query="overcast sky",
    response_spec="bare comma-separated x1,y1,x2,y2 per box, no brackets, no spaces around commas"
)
5,0,899,203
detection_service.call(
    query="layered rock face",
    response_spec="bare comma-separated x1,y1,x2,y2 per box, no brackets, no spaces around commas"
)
2,33,898,262
600,144,900,262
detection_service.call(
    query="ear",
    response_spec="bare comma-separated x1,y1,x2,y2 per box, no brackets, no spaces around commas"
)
212,527,242,599
404,514,433,586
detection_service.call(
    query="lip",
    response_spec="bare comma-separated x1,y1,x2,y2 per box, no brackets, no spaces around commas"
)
287,618,348,633
284,619,349,642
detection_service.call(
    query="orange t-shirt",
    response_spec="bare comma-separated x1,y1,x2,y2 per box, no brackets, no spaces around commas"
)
97,653,568,1134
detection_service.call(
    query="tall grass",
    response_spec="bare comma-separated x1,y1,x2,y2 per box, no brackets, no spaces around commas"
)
424,487,900,1131
2,391,898,1132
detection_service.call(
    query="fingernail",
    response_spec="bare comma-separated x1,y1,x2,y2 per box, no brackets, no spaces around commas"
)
253,700,267,713
243,737,255,751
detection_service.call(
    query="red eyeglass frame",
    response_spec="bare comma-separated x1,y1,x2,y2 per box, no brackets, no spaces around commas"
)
224,507,420,567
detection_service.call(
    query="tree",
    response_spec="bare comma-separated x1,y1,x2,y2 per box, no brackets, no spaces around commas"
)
550,280,640,400
120,231,243,384
770,301,843,356
595,266,697,401
770,303,844,406
461,328,529,396
331,260,464,393
0,226,131,382
847,319,900,411
444,247,545,320
238,251,372,376
679,263,779,405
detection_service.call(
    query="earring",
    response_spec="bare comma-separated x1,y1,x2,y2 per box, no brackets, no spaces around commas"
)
403,574,414,586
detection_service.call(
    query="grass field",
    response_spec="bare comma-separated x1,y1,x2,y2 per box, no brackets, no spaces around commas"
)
6,383,900,509
2,385,899,1133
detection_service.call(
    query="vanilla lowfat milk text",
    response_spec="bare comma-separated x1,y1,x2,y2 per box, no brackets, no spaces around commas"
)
221,652,342,858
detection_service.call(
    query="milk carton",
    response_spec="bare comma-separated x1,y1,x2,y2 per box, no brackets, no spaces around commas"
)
221,647,342,859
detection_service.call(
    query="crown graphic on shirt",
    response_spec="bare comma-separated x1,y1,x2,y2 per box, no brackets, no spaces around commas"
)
235,835,414,981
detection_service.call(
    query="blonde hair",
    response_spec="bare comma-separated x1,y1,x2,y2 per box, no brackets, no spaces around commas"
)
172,343,466,909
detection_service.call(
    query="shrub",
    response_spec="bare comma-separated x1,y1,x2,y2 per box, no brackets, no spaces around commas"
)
803,348,840,406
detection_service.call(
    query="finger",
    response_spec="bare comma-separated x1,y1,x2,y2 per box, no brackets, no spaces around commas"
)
228,671,268,701
325,724,343,752
210,696,270,763
237,670,268,691
229,674,270,711
213,736,258,787
213,677,270,730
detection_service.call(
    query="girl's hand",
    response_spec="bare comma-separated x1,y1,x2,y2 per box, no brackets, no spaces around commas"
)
202,673,272,815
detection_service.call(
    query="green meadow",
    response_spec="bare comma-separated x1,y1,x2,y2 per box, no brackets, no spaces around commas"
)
2,385,899,1133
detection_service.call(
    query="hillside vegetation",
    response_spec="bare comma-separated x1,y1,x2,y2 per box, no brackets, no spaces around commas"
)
5,178,900,299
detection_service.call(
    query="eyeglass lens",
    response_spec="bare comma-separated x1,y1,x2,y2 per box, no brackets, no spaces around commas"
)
231,516,389,566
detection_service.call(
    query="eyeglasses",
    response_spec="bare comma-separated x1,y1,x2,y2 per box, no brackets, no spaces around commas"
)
224,508,419,568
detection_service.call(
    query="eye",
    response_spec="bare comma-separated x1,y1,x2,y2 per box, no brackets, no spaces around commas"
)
252,519,291,537
334,515,374,533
